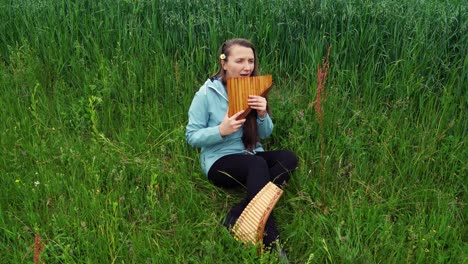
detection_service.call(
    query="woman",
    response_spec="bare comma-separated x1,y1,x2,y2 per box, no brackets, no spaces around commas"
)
186,38,298,258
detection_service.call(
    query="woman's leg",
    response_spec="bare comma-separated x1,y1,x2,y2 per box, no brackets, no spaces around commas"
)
255,150,298,246
208,154,271,222
256,150,298,186
208,150,298,247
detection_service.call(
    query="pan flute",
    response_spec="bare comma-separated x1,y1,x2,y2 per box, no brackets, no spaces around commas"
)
227,75,273,120
232,182,283,245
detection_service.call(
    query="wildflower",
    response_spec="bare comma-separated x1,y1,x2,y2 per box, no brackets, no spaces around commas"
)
34,181,40,187
15,179,21,183
219,54,226,60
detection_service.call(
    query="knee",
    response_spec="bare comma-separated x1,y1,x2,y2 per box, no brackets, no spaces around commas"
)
281,150,298,171
251,155,269,169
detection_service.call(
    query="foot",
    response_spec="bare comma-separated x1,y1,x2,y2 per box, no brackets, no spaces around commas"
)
222,211,238,230
265,240,290,264
278,248,290,264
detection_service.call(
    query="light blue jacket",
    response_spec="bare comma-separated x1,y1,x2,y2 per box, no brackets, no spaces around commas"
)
186,77,274,176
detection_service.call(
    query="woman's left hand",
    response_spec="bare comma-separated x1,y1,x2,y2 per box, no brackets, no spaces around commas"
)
248,95,267,118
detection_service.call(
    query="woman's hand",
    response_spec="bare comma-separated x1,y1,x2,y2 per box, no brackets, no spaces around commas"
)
219,110,246,136
248,95,267,118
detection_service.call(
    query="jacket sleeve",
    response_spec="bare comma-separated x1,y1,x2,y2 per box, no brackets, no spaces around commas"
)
186,90,224,148
257,113,274,139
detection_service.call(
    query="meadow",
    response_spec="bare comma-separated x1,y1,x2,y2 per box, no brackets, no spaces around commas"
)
0,0,466,263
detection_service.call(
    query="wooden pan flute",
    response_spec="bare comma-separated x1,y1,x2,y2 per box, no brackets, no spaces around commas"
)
227,75,273,120
232,182,283,245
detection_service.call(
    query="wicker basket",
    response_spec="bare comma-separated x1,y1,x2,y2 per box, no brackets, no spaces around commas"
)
232,182,284,245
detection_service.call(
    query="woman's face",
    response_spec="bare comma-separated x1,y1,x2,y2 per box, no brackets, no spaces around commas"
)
222,45,255,79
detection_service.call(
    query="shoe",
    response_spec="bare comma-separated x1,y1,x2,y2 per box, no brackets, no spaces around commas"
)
278,248,290,264
266,240,290,264
222,211,238,230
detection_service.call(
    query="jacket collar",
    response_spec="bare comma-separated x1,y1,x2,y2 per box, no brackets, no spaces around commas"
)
204,77,228,101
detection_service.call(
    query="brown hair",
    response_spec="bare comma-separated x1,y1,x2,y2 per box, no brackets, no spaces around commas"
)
211,38,271,151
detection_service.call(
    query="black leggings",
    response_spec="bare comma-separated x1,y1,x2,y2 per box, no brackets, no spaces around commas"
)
208,150,298,246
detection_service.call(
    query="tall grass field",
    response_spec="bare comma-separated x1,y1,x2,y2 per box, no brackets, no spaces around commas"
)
0,0,466,263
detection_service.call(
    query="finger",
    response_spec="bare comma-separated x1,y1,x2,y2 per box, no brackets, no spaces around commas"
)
232,118,246,126
247,100,261,106
231,110,245,119
232,116,246,124
248,97,265,105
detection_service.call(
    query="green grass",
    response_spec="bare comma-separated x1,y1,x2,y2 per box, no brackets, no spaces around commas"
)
0,0,466,263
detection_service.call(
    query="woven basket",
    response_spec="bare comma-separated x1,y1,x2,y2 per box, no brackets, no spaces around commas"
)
232,182,284,245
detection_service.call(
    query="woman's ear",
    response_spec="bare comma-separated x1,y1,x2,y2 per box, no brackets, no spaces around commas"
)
221,60,226,70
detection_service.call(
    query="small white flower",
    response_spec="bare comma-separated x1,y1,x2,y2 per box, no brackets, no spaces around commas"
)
219,54,226,60
34,181,40,187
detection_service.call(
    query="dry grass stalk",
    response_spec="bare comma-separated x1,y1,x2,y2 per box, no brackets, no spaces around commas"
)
314,45,331,126
34,233,44,264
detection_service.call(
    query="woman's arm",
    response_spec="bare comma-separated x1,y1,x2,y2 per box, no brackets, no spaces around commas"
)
248,95,273,139
185,91,224,148
257,114,274,139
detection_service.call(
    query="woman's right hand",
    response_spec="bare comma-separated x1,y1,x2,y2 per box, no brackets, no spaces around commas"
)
219,110,246,136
